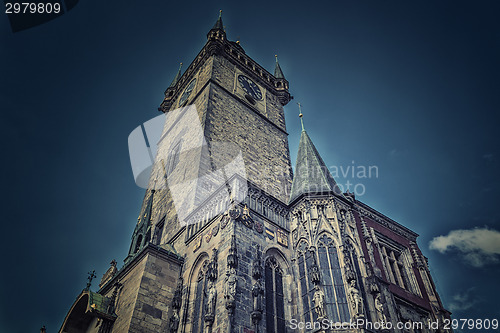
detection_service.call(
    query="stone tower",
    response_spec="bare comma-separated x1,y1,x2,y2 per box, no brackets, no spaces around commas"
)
59,14,452,333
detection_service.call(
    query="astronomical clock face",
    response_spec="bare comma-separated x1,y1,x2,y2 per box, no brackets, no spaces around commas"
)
179,78,197,105
237,75,262,100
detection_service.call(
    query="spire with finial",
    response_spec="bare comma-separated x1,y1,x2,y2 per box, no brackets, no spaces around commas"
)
289,104,344,204
274,54,285,79
213,10,224,30
169,62,183,88
298,102,305,131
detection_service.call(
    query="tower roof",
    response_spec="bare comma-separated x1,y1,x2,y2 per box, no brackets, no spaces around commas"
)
289,127,343,204
274,55,285,79
169,63,183,88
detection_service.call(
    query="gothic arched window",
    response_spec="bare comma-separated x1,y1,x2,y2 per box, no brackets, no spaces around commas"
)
153,217,165,245
317,234,349,322
165,140,182,176
134,234,143,253
192,260,208,333
265,256,285,333
297,236,350,323
297,241,317,323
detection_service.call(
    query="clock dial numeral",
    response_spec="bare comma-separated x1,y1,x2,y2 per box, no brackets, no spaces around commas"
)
237,75,262,101
179,78,197,106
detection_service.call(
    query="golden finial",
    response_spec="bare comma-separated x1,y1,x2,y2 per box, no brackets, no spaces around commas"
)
219,9,222,18
297,102,305,131
275,54,278,62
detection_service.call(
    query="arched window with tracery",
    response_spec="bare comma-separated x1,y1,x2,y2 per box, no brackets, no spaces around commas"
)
165,140,182,176
191,260,208,333
265,256,285,333
297,241,317,323
317,234,349,322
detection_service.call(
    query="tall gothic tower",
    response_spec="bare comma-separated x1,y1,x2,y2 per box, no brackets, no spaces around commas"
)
59,15,452,333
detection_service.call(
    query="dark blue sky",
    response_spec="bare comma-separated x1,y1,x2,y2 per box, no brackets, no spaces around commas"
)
1,1,499,332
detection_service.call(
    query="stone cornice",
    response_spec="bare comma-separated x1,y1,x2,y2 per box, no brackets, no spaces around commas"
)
355,200,418,241
160,36,291,112
99,243,183,295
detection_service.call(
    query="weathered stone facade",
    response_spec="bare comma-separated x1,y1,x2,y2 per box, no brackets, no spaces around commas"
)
59,15,451,333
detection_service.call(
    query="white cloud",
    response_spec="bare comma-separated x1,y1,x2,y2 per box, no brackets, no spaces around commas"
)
448,287,480,313
429,227,500,267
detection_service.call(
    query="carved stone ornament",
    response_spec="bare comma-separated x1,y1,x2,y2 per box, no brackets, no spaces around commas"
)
252,245,263,280
228,204,241,220
212,224,219,237
310,268,321,286
276,229,288,247
313,285,327,319
374,293,387,323
169,311,180,333
254,221,263,233
348,279,364,318
206,248,218,282
224,267,238,312
241,215,254,228
309,258,321,286
227,235,238,269
252,279,264,312
205,230,213,243
99,259,118,288
205,280,217,318
193,236,202,252
172,281,183,310
221,214,230,229
241,205,254,228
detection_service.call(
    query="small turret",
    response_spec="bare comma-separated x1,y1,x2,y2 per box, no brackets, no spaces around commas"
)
274,55,292,105
207,10,226,42
159,62,183,112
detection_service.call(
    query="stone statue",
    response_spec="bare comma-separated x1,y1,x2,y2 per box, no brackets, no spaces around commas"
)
252,246,263,279
313,285,326,318
375,293,387,323
205,281,217,316
251,280,263,312
224,268,238,305
348,279,363,316
169,311,179,333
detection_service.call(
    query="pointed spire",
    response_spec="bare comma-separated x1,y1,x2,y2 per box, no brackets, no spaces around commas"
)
169,62,183,88
289,108,344,204
213,10,224,30
274,54,285,79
